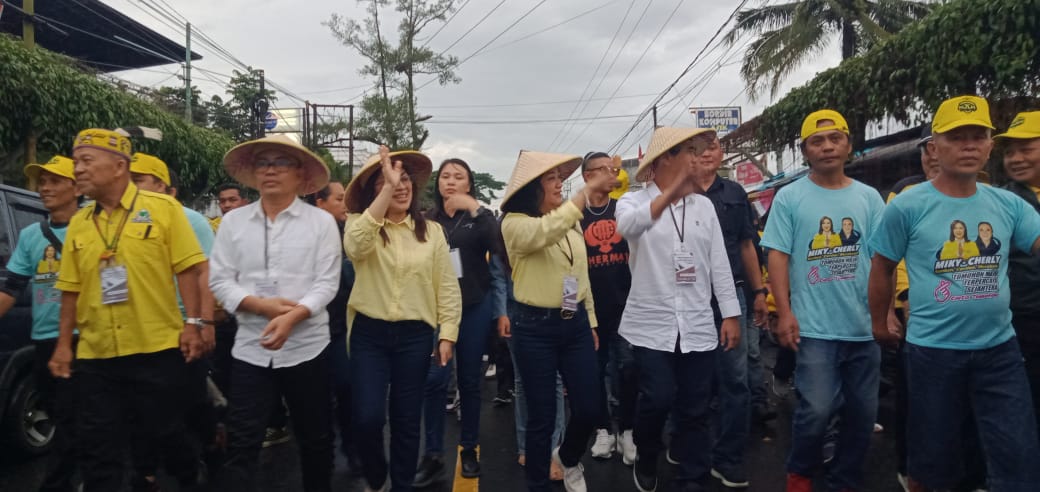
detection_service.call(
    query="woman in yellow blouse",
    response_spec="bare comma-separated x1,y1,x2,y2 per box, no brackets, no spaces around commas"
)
810,216,842,249
939,219,980,260
499,150,615,492
343,146,462,492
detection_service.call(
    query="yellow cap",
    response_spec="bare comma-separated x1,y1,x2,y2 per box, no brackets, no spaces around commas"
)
130,153,171,186
994,111,1040,140
800,110,850,141
932,95,994,134
73,128,132,160
24,155,75,184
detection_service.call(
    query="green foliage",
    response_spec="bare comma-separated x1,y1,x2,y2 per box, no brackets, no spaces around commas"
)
326,0,459,149
725,0,932,100
754,0,1040,151
0,34,235,203
151,85,209,127
422,170,507,209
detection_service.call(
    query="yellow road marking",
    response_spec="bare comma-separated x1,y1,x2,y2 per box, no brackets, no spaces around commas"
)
451,445,479,492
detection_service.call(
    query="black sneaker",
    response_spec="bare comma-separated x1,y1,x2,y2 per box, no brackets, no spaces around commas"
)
633,457,658,492
711,467,750,488
412,455,444,488
459,448,481,478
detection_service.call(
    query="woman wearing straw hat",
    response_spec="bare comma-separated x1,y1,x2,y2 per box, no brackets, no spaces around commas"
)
413,157,506,486
343,146,462,492
499,150,616,492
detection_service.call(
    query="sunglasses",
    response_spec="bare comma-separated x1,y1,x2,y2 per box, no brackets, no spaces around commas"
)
254,157,301,170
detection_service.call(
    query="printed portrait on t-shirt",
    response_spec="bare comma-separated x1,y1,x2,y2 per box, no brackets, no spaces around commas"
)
805,214,863,284
936,220,982,260
35,244,60,276
932,219,1002,303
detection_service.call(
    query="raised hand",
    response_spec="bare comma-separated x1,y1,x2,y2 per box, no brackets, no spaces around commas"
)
379,145,404,190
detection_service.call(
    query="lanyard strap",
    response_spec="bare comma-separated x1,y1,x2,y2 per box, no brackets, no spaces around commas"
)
668,199,686,244
92,191,138,256
557,233,574,267
263,217,270,272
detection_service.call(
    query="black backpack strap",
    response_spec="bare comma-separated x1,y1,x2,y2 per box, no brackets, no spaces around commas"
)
40,221,64,253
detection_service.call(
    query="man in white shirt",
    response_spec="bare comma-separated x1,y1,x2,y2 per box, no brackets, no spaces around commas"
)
617,127,741,492
209,135,341,492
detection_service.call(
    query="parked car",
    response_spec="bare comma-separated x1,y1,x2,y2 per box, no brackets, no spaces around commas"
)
0,184,53,456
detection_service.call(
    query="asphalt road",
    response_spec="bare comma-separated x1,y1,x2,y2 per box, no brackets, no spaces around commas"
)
0,342,905,492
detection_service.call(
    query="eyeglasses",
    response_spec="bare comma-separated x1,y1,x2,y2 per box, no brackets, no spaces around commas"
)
584,166,621,176
254,157,301,171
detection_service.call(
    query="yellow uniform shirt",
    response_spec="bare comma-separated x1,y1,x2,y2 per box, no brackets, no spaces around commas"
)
501,202,598,328
344,211,462,341
55,182,206,359
209,216,222,233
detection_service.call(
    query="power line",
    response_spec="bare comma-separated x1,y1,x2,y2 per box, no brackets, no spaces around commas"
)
606,0,751,155
547,0,647,150
456,0,549,65
427,114,640,125
437,0,507,56
297,82,372,96
420,92,658,109
477,1,619,56
562,0,686,153
422,0,471,47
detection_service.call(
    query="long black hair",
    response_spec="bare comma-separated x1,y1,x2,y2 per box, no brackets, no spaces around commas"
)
500,178,545,218
360,171,428,245
429,158,476,217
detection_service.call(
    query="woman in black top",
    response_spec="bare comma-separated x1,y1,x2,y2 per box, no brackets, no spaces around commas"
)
413,158,505,485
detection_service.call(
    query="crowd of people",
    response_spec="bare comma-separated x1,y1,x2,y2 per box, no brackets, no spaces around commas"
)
1,93,1040,492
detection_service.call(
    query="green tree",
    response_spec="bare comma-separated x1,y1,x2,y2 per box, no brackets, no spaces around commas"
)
423,170,507,209
326,0,460,149
724,0,933,101
151,85,209,127
206,69,278,142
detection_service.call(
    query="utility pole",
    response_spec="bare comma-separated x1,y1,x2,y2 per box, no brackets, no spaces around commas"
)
184,22,192,122
23,0,36,165
252,69,268,138
652,105,658,128
348,104,354,180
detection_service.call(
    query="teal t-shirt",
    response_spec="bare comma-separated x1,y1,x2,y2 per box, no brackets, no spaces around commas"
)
5,222,67,340
870,182,1040,350
177,206,215,317
760,177,884,341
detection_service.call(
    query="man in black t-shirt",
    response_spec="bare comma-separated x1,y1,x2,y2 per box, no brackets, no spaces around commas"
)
580,151,638,465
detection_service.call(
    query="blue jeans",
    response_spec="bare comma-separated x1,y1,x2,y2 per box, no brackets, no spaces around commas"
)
507,337,565,456
328,331,353,458
906,338,1040,491
595,304,636,431
350,315,433,492
746,307,768,410
787,338,879,491
511,302,601,492
712,288,749,476
633,344,716,486
422,293,493,455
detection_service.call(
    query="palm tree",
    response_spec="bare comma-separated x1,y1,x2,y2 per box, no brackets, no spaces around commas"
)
725,0,934,100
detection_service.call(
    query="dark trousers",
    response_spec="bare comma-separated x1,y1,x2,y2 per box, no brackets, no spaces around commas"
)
633,344,715,486
595,304,635,431
1013,313,1040,440
75,349,197,492
511,302,601,492
423,293,493,455
33,339,78,492
492,324,515,397
211,316,237,397
222,351,332,492
328,330,354,459
774,345,796,380
350,315,434,492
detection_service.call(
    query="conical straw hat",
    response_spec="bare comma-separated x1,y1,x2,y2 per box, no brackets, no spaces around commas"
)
344,150,433,213
500,150,582,209
223,134,331,195
634,127,716,182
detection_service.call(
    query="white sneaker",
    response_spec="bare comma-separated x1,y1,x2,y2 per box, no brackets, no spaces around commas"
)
590,429,615,459
553,447,587,492
485,364,497,379
617,429,637,465
896,473,909,492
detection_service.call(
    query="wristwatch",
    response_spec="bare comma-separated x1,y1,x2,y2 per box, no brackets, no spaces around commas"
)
184,317,204,327
753,288,769,297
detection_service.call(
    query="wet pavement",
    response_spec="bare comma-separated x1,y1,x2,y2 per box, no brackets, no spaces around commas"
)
0,342,905,491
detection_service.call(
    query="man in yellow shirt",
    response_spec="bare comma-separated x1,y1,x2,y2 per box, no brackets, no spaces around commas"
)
48,128,207,492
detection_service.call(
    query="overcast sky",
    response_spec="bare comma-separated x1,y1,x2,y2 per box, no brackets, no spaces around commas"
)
104,0,841,190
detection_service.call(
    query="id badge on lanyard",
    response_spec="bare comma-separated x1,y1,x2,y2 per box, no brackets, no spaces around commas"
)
256,218,280,298
673,251,696,285
100,259,129,305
